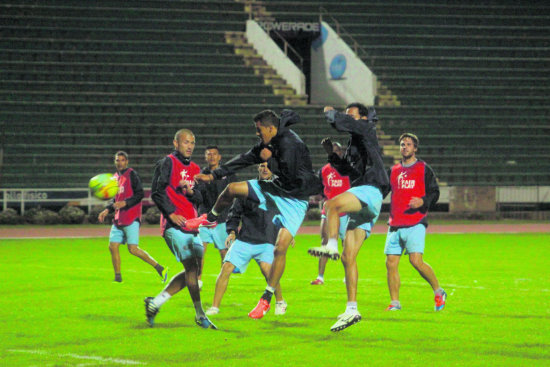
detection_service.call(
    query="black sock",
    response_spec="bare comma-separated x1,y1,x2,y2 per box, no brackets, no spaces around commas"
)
114,273,122,282
154,264,164,276
261,289,273,303
206,211,219,223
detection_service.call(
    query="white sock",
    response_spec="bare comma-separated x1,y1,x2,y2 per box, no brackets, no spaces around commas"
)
317,275,324,281
327,238,338,252
153,291,171,308
265,285,275,294
345,301,358,314
208,306,219,312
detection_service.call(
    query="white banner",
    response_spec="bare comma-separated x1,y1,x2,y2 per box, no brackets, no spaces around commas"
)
310,21,376,106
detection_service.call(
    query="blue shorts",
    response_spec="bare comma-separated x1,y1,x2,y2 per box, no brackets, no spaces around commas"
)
384,224,426,255
199,222,228,250
247,180,308,237
109,220,140,245
346,185,382,231
224,239,274,274
321,214,350,241
164,227,204,262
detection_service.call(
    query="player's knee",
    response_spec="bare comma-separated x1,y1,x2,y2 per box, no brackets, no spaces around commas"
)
409,255,423,269
386,256,399,270
341,252,353,266
128,245,139,255
108,242,119,252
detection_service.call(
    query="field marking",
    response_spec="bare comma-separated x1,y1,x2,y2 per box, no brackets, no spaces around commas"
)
7,349,146,365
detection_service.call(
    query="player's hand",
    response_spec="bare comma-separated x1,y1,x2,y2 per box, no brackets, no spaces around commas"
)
225,232,236,248
113,201,126,210
290,239,296,248
194,173,214,184
169,213,186,227
409,197,424,209
324,106,334,113
321,137,333,155
260,147,272,161
98,209,109,223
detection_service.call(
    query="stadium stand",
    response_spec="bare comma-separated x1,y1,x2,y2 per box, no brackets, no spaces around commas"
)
1,0,549,188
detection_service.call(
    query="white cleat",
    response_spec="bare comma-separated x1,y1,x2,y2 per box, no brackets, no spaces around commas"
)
331,310,361,332
274,301,287,315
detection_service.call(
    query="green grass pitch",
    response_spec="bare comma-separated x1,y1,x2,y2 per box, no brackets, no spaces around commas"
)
1,232,548,366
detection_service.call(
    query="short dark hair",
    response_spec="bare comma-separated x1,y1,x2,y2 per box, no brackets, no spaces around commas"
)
115,151,128,159
253,110,280,128
399,133,419,148
205,145,219,151
345,103,369,118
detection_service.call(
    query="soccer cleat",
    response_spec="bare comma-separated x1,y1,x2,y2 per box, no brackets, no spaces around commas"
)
307,246,326,258
205,307,219,315
144,297,159,327
330,310,362,332
310,278,324,285
434,290,447,311
386,304,402,311
160,267,169,284
248,298,271,319
195,315,218,329
185,214,217,230
324,247,340,261
274,301,287,315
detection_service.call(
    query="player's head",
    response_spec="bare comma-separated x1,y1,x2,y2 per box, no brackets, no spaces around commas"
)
253,110,279,145
173,129,196,158
345,103,369,120
114,151,129,171
332,142,345,159
204,145,221,168
257,162,273,180
399,133,419,160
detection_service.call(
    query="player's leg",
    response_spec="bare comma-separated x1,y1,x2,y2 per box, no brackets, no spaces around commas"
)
248,228,293,319
384,228,403,310
405,224,446,311
386,255,401,310
208,261,235,312
309,216,328,284
125,221,167,281
324,192,363,260
108,242,122,282
330,227,365,332
108,224,124,282
259,261,286,315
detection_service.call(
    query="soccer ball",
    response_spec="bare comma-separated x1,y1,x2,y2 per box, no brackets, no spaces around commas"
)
89,173,119,200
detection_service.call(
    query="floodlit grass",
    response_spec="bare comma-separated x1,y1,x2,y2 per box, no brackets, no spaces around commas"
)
0,233,548,366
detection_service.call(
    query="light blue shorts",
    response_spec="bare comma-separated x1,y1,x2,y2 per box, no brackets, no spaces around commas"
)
346,185,382,231
248,180,308,237
322,214,350,241
109,220,140,245
199,222,228,250
384,223,426,255
164,227,204,262
224,239,274,274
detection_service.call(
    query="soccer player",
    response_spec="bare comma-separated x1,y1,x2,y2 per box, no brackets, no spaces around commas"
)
315,103,390,332
384,133,446,311
144,129,216,329
98,151,168,283
197,146,238,289
308,141,351,285
188,109,321,319
205,162,287,316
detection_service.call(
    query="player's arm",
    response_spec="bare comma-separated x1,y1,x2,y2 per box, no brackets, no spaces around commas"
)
118,170,144,209
225,198,243,247
151,158,177,218
211,145,263,180
421,164,440,211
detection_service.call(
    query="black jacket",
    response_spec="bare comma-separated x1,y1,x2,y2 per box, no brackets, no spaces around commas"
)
326,109,390,198
211,110,322,200
226,197,278,245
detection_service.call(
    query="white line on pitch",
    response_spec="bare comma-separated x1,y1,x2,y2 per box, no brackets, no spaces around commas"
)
7,349,146,365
